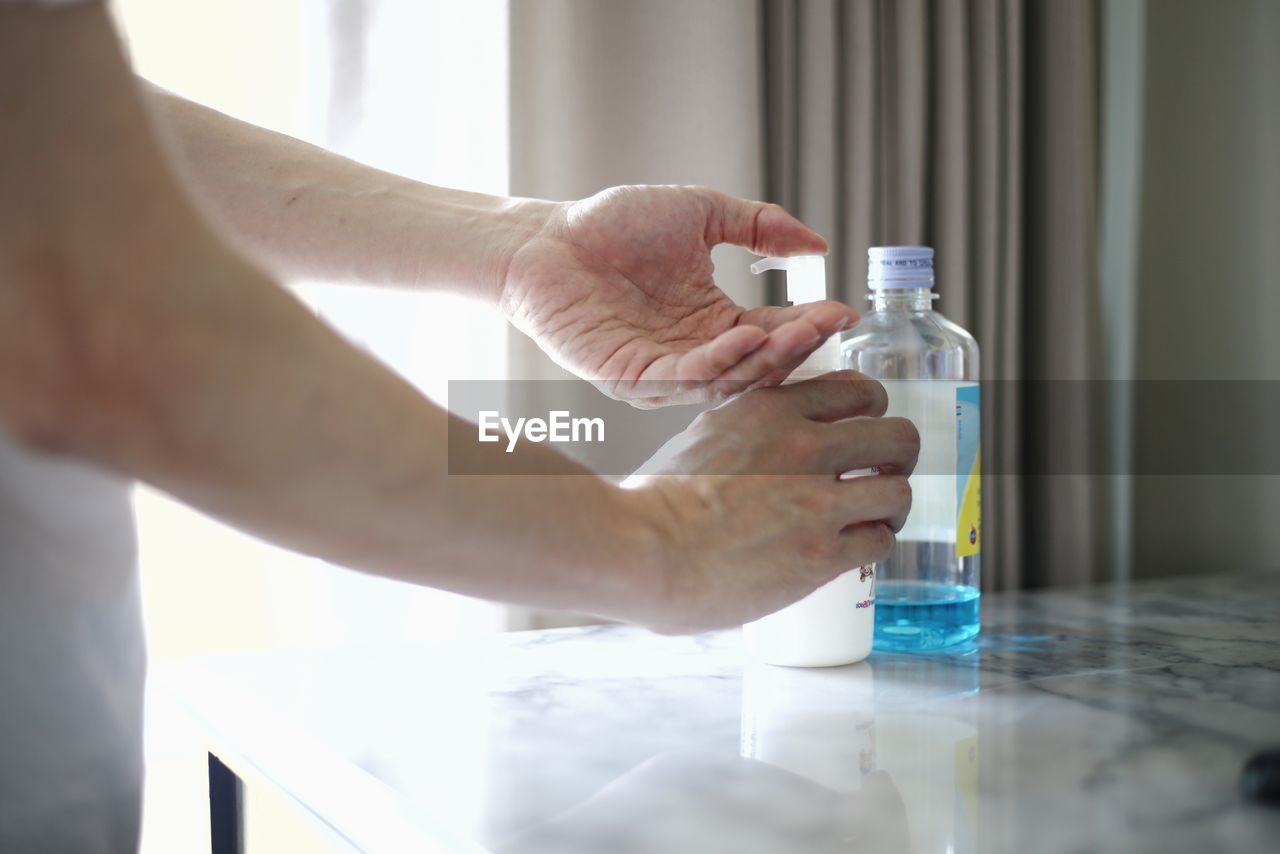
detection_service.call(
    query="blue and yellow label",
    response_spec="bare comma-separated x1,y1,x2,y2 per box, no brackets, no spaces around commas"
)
955,385,981,557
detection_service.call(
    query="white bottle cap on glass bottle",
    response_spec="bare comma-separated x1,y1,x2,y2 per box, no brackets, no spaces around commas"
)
867,246,934,289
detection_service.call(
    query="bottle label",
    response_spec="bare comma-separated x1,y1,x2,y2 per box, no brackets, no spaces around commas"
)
955,385,981,557
880,381,980,557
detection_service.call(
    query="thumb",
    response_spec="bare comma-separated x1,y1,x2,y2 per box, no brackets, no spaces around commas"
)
706,190,829,256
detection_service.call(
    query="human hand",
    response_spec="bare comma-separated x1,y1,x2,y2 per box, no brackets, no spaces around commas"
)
499,185,857,407
621,372,919,633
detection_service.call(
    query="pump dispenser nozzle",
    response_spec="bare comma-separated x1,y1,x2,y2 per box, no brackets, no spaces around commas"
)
749,255,828,305
749,254,843,377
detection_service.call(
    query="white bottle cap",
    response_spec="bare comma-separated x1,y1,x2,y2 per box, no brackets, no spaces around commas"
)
867,246,934,289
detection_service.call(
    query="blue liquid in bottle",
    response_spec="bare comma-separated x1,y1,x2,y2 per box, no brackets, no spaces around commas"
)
875,581,981,651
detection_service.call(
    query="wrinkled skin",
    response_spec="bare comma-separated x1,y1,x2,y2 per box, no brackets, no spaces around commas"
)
501,185,858,407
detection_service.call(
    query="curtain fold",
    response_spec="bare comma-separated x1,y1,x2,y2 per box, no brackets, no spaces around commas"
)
761,0,1109,589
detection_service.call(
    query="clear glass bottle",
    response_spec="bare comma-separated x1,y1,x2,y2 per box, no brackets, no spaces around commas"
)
841,247,982,651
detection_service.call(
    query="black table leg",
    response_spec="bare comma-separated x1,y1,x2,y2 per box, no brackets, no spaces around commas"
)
208,752,243,854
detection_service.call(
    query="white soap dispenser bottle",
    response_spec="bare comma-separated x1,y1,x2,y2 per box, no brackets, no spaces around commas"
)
741,255,876,667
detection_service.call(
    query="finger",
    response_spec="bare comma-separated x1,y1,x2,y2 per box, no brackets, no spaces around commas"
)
649,306,855,402
731,304,859,391
630,384,736,408
613,372,746,408
704,190,829,256
838,521,897,568
766,370,889,421
704,318,827,395
672,326,768,384
824,474,912,532
613,328,768,406
823,416,922,476
739,302,859,337
737,304,859,388
623,322,853,407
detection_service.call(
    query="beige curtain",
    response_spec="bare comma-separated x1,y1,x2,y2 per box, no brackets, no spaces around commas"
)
760,0,1109,590
508,0,770,628
509,0,1111,598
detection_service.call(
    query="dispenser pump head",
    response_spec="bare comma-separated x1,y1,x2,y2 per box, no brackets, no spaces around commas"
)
750,254,842,377
749,255,827,305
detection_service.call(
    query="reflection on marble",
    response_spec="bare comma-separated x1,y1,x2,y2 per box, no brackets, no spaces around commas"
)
161,574,1280,853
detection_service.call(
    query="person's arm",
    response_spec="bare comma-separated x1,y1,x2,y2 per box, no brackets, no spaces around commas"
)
144,83,858,407
1,4,914,633
142,81,545,297
0,5,657,619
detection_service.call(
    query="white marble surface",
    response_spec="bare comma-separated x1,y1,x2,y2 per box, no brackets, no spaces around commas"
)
160,573,1280,853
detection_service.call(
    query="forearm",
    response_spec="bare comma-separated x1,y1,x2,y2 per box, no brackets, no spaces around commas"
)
143,83,553,297
0,3,660,621
90,254,661,616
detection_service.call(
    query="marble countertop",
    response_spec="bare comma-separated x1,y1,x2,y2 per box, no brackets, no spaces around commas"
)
160,573,1280,853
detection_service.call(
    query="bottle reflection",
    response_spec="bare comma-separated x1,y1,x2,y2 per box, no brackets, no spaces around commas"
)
739,654,981,854
870,714,978,854
497,653,981,853
739,661,878,792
